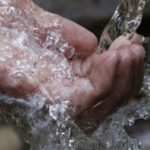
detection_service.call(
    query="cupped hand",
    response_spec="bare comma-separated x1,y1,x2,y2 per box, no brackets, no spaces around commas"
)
0,0,145,117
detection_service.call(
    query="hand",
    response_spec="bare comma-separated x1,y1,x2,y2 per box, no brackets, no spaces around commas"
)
0,0,145,118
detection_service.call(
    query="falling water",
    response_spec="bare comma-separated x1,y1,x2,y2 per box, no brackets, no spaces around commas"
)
98,0,147,52
0,0,150,150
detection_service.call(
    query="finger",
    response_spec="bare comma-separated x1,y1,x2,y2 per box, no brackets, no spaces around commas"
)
109,36,131,51
111,47,135,100
18,1,98,59
61,17,98,58
130,34,144,44
75,47,135,133
33,9,98,58
88,51,119,97
97,47,135,105
130,44,145,96
71,50,119,113
108,34,143,51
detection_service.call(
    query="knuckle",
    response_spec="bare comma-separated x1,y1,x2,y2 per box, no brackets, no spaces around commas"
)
122,49,132,64
118,48,133,69
131,44,145,59
107,50,119,62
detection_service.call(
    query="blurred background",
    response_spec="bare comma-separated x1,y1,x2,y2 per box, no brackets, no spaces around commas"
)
33,0,150,38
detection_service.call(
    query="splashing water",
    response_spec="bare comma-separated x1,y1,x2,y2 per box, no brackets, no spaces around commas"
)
0,0,77,149
98,0,147,52
76,0,149,134
0,0,150,150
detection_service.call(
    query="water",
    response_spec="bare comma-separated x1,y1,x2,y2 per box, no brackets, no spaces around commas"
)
98,0,147,52
125,119,150,150
0,0,150,150
0,0,77,149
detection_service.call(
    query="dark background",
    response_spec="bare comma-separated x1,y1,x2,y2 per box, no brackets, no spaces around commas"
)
33,0,150,38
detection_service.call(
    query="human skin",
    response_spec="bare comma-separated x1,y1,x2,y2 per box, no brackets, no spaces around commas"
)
0,0,145,118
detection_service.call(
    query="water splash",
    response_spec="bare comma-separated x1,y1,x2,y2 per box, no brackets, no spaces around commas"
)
0,0,150,150
94,97,150,150
0,0,77,149
98,0,147,52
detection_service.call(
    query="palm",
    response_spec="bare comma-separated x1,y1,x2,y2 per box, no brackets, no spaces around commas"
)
0,0,145,118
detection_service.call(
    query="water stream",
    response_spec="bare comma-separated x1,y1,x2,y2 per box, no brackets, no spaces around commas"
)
0,0,150,150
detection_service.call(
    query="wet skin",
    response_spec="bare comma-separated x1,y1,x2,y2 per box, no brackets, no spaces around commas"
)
0,0,145,117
